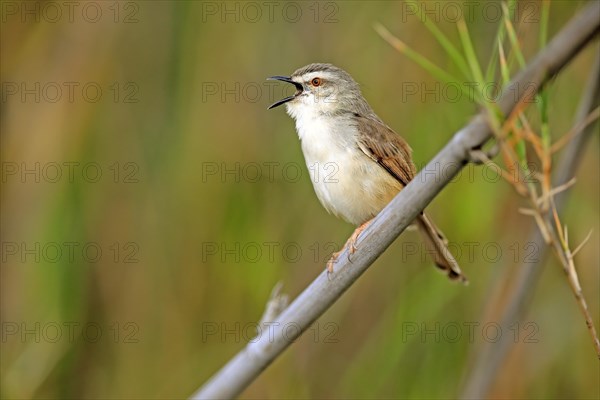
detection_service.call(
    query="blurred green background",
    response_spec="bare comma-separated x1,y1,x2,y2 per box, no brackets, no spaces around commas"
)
1,1,598,399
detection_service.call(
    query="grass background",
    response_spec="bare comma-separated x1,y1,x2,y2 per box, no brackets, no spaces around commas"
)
1,1,598,398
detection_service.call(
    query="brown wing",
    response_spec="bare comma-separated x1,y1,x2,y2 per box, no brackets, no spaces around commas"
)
354,115,417,187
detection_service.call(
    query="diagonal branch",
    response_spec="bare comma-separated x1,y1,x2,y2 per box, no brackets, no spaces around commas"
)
191,3,600,399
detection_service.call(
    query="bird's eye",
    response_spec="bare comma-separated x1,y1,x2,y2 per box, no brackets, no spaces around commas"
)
311,77,322,87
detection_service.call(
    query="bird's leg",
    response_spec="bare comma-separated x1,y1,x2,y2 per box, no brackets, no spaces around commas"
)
326,219,373,274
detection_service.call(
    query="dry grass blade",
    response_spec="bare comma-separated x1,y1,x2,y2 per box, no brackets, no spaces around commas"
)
572,230,593,257
535,178,576,208
373,23,467,92
547,197,600,357
563,235,600,357
551,106,600,153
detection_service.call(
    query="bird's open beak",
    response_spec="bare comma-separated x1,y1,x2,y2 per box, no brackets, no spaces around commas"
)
267,76,303,109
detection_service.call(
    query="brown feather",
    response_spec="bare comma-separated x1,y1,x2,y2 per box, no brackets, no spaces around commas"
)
354,115,417,188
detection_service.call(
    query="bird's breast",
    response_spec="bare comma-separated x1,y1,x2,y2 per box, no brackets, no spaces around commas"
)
294,114,402,225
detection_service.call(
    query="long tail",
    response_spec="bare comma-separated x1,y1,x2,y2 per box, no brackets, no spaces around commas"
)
416,213,468,283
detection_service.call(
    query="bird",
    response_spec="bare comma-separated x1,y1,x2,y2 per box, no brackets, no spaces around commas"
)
268,63,467,283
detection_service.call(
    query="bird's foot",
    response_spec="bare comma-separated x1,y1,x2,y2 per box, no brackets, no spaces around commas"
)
326,219,373,276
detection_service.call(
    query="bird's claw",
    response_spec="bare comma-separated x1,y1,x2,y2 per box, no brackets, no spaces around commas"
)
324,220,372,276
